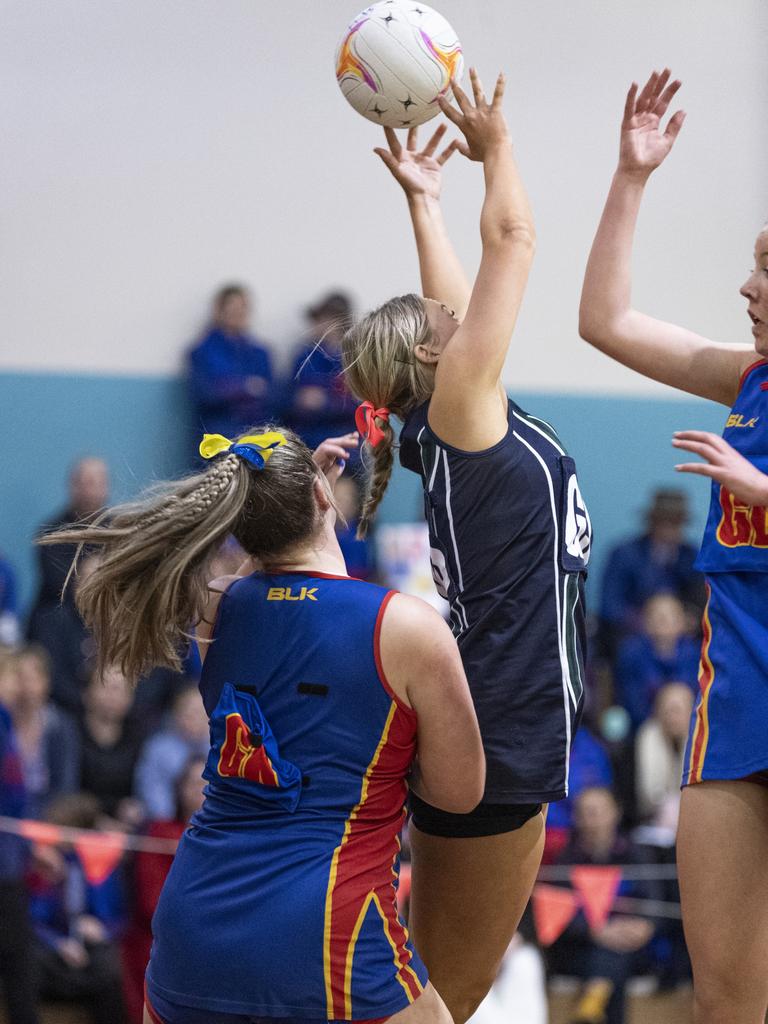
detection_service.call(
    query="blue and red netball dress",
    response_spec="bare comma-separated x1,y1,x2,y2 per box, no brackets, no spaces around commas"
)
399,397,591,804
145,572,427,1021
683,358,768,785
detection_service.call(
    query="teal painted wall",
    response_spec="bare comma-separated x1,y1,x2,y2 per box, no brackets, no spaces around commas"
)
1,371,728,617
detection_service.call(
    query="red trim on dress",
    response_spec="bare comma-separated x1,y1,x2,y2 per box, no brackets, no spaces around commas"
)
265,569,358,580
374,591,417,718
738,358,767,393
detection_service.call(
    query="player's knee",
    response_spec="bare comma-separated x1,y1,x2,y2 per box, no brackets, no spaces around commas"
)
443,975,496,1024
694,963,768,1021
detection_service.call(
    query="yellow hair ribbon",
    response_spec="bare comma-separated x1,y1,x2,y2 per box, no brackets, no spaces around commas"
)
199,432,287,469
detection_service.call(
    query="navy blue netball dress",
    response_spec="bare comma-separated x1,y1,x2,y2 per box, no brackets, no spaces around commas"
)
684,358,768,785
145,571,427,1021
400,397,591,804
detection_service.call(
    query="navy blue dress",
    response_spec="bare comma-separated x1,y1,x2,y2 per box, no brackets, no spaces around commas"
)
400,397,591,803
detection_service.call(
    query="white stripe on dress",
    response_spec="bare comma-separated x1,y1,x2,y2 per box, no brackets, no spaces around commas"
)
513,410,566,456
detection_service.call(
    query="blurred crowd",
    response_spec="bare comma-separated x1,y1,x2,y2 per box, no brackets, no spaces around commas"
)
0,284,705,1023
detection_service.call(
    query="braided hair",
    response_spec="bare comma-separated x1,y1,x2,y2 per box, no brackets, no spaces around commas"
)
39,428,322,682
342,294,435,537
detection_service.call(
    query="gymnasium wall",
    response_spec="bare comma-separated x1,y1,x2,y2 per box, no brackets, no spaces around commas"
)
2,1,766,611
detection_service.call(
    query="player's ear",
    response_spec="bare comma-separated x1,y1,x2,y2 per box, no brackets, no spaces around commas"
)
313,474,333,512
414,342,441,365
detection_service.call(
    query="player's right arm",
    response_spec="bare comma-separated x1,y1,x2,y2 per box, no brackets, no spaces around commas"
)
379,593,485,813
427,70,536,448
579,69,753,407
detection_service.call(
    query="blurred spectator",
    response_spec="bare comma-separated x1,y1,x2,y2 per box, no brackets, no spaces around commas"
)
599,489,703,659
0,649,41,1024
13,646,79,818
614,593,700,730
134,684,208,819
122,755,206,1024
0,552,20,646
635,682,694,833
546,787,663,1024
283,291,356,451
545,727,614,862
187,284,275,439
27,458,110,640
27,793,127,1024
31,553,99,716
79,668,145,825
335,474,376,581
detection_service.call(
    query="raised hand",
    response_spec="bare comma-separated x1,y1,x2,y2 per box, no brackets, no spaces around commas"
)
619,69,685,179
374,123,459,200
437,67,509,162
312,432,359,486
673,430,768,506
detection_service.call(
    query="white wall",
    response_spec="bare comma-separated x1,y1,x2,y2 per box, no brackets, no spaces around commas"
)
1,0,766,393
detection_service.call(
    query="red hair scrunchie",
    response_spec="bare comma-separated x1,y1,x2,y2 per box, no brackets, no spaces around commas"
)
355,401,391,447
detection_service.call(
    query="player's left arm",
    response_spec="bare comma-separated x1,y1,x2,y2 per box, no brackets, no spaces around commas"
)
375,124,471,319
673,430,768,505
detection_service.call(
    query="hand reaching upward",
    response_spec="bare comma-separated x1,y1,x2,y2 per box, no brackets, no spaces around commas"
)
619,69,685,180
374,123,459,200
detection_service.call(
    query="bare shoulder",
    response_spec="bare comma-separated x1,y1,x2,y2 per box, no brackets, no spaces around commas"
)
378,593,458,707
381,592,453,649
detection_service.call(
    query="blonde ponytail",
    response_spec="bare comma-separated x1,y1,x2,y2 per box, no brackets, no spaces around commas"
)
39,428,323,683
358,422,395,539
343,294,435,535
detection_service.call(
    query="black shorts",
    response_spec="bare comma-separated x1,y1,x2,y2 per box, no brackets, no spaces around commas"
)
409,793,542,838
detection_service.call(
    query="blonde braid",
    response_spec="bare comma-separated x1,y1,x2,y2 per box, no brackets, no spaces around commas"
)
358,423,395,539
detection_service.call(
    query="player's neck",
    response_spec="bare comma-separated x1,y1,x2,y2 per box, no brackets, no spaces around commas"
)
263,526,349,578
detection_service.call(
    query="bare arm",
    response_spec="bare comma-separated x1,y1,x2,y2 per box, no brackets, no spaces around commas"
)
375,124,471,318
579,70,753,406
379,594,485,813
429,71,536,448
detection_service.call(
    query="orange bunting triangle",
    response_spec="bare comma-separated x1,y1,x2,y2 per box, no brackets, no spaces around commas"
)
571,866,622,929
74,832,126,885
18,820,63,846
532,883,579,945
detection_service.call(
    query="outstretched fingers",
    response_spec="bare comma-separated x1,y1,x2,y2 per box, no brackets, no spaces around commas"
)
421,122,447,157
406,126,419,151
437,91,463,125
491,71,506,108
438,137,468,162
469,66,486,106
653,77,682,118
449,76,473,113
635,71,659,113
623,81,639,123
664,108,686,142
373,146,400,172
383,125,402,157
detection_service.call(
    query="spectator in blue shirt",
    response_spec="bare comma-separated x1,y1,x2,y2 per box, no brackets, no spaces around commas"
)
614,592,700,730
27,793,127,1024
12,646,80,818
187,284,275,439
0,552,20,646
545,726,614,856
599,489,704,660
284,291,356,453
133,684,209,820
0,651,41,1024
